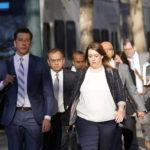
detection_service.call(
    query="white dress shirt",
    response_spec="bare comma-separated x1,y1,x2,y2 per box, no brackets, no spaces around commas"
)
51,69,65,113
109,59,116,68
71,66,77,72
0,81,4,91
128,52,143,93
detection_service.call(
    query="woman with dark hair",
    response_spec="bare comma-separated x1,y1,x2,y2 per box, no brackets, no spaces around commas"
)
66,42,126,150
113,51,146,150
114,51,136,85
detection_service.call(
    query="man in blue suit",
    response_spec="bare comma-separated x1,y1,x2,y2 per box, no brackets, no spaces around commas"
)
0,28,54,150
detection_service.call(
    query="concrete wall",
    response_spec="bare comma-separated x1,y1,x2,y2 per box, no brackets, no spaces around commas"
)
93,0,120,48
143,0,150,51
44,0,80,50
43,0,120,51
0,15,26,51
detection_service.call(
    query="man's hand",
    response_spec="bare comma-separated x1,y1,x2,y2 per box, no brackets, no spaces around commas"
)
138,111,146,120
65,126,70,133
3,74,15,86
42,119,51,133
130,112,137,117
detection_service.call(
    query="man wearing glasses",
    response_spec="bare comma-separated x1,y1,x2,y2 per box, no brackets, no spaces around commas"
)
44,48,76,150
123,39,150,149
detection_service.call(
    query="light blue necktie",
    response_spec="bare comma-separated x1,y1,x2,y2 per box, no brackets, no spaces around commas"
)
17,57,25,107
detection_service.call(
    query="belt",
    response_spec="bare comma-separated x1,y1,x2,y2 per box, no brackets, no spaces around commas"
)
139,93,143,96
16,107,32,111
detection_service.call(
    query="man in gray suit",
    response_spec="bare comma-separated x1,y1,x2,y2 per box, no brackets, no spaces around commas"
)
123,39,150,149
145,65,150,112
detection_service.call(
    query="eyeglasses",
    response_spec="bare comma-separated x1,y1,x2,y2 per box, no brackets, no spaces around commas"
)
124,47,133,51
17,38,31,44
50,59,63,63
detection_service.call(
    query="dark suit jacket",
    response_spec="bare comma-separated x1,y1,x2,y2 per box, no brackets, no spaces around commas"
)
0,54,54,126
63,69,76,109
66,66,126,125
50,69,75,125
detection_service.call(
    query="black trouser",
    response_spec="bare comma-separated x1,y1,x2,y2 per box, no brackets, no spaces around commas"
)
112,115,138,150
76,117,117,150
43,113,65,150
122,115,138,150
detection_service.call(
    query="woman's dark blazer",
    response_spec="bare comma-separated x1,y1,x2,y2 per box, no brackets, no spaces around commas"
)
66,66,126,125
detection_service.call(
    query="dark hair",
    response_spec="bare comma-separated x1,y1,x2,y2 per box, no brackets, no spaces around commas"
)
114,51,135,83
85,42,110,67
73,51,85,59
14,28,33,41
47,48,64,58
73,51,84,55
123,38,134,47
114,51,129,66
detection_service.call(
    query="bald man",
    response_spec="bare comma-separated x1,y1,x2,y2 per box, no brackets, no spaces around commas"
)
101,41,146,150
101,41,146,114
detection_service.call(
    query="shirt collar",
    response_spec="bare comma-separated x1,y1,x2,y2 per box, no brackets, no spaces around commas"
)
14,53,29,62
128,51,138,60
71,66,76,72
109,59,115,68
133,51,138,59
51,69,63,78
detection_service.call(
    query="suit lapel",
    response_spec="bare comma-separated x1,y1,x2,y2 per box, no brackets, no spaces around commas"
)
104,66,113,95
9,56,18,86
27,54,35,91
63,70,66,102
63,69,67,107
63,69,69,107
9,56,16,76
7,56,18,91
104,66,111,83
74,68,87,95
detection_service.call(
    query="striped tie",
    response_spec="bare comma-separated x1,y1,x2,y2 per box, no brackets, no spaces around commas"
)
17,57,25,107
53,73,59,113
